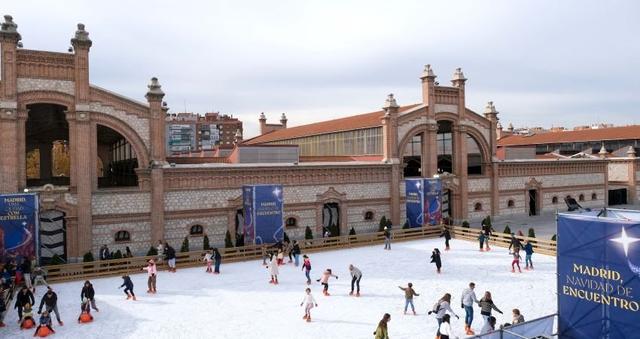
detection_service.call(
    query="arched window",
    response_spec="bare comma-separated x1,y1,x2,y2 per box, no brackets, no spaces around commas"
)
467,134,484,175
507,200,515,208
403,133,423,177
364,211,375,221
552,196,559,204
591,193,597,200
189,224,204,236
115,230,130,242
474,202,482,211
437,121,454,174
285,217,298,228
578,194,585,202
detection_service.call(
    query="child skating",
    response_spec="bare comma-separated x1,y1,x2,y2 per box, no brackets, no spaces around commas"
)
317,269,338,296
300,288,318,322
20,303,35,329
511,248,522,273
142,259,157,293
302,255,312,285
77,298,94,323
119,275,136,300
399,282,419,315
430,248,442,273
203,250,213,273
276,249,285,266
267,256,279,284
33,310,55,337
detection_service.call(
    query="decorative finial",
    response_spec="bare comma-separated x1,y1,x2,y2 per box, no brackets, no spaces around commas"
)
508,123,514,131
0,15,21,42
497,122,503,130
627,146,636,158
453,67,466,81
421,64,436,79
484,101,498,115
382,93,399,110
70,22,92,48
259,112,266,120
145,77,165,100
280,113,287,121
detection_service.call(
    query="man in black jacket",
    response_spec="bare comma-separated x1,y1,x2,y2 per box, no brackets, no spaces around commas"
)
21,257,33,291
14,285,35,321
80,280,99,312
164,243,176,272
38,287,63,325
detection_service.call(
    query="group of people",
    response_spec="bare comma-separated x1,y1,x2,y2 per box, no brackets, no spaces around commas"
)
98,245,133,260
0,256,50,329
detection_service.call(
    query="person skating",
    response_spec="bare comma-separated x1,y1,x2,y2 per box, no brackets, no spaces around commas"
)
77,298,94,323
80,280,99,312
479,291,503,329
440,227,452,251
276,249,285,266
38,287,63,326
508,233,522,254
511,249,522,273
32,266,48,293
438,314,456,339
480,316,496,334
261,245,268,266
300,288,318,322
523,241,534,270
383,227,391,250
461,282,480,335
302,255,312,285
374,313,391,339
142,259,157,293
203,250,213,273
164,243,177,273
317,269,338,296
478,232,486,252
21,257,34,292
512,309,524,324
266,256,279,284
482,222,493,251
292,240,301,267
349,264,362,296
399,282,419,315
430,248,442,273
119,275,136,300
15,285,35,322
33,310,55,337
212,248,222,274
20,303,35,329
430,293,459,336
285,241,293,264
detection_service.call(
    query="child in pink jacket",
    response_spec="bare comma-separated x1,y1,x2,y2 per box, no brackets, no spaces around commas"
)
316,269,338,296
141,259,157,293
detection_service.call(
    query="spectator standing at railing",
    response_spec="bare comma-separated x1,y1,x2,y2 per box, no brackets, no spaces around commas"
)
32,266,48,293
523,241,534,270
383,227,391,250
99,245,111,260
164,243,177,273
212,248,222,274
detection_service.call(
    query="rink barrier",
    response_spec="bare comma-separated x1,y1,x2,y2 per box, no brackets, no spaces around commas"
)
42,226,442,283
447,226,557,256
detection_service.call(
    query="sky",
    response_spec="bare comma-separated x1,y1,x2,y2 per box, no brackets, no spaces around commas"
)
4,0,640,138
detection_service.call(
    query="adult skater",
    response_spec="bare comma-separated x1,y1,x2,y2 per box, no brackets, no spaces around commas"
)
479,291,503,329
292,240,301,267
38,287,63,326
511,249,522,273
383,226,391,250
156,240,164,263
512,309,524,324
261,245,268,266
32,266,48,292
317,269,338,296
508,233,522,254
349,264,362,296
300,287,318,322
478,232,486,252
212,248,222,274
461,282,480,335
119,275,136,300
481,222,493,251
523,240,534,270
374,313,391,339
438,314,456,339
267,255,279,284
480,316,496,334
430,248,442,273
203,250,213,273
285,241,294,264
15,285,35,322
430,293,459,334
302,255,312,285
399,282,419,315
142,259,157,293
164,243,177,273
33,310,55,336
80,280,99,312
440,227,452,250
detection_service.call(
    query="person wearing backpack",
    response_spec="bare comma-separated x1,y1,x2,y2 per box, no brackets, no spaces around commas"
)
398,282,419,315
429,293,459,335
374,313,390,339
523,240,534,270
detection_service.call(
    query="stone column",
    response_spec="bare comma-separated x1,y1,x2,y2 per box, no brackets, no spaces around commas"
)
146,78,167,244
455,125,469,221
483,102,500,216
0,16,21,193
74,111,93,258
382,94,402,226
420,65,438,177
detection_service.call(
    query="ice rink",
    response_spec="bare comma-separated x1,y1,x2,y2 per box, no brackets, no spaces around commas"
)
3,237,557,339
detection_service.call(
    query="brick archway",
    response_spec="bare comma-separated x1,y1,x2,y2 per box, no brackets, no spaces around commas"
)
91,112,150,168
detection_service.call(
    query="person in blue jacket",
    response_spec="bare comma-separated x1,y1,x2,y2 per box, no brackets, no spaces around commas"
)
33,310,55,336
119,275,136,300
212,248,222,274
523,241,534,270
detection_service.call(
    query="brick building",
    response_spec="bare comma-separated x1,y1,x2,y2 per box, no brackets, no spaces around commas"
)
0,15,636,262
166,112,242,156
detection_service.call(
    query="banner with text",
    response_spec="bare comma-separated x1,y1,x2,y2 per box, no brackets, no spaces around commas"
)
405,179,424,228
557,213,640,338
243,185,284,245
424,178,442,226
405,178,442,227
0,193,39,262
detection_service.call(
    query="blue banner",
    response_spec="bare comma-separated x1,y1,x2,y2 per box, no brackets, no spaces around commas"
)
557,213,640,338
0,193,39,262
405,179,424,228
243,185,284,245
424,178,442,226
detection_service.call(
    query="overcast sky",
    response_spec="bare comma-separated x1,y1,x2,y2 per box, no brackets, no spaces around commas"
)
5,1,640,137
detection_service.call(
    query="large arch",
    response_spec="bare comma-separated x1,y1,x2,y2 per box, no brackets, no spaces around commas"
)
90,112,150,168
18,90,75,110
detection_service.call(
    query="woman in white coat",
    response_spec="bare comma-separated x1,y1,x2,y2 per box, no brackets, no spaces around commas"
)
267,255,279,284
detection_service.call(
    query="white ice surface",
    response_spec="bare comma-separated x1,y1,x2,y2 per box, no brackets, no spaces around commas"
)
3,238,557,339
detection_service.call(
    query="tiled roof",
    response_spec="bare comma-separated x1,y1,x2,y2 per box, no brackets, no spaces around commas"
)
244,104,421,144
497,125,640,147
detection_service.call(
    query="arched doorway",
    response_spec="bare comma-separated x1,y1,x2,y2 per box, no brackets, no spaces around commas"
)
39,209,66,265
437,121,453,174
97,125,139,188
25,103,70,187
322,202,340,237
403,133,423,177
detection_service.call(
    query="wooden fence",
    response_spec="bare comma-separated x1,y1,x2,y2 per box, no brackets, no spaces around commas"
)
448,226,557,256
44,226,442,283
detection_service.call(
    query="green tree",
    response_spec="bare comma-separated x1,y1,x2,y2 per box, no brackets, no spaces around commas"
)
112,250,123,259
551,234,557,241
528,228,536,238
349,227,356,236
503,225,512,234
83,252,94,262
305,226,313,240
461,220,470,228
203,234,211,250
180,236,190,252
224,230,233,248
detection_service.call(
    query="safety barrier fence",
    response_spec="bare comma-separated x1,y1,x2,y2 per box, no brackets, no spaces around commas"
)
44,226,442,283
448,226,557,256
470,313,557,339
